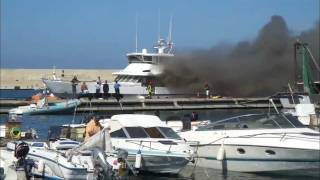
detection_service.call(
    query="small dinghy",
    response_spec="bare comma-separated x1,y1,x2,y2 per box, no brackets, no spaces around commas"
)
9,98,81,115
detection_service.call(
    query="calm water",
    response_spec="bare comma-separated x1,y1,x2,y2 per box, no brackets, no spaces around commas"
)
0,90,319,179
0,89,39,100
1,109,319,180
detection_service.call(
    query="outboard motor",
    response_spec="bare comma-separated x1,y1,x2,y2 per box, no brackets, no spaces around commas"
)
91,148,113,180
116,149,138,177
14,142,29,163
14,142,34,180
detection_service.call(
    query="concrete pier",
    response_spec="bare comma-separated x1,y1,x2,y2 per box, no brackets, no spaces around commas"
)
0,68,117,89
0,97,281,114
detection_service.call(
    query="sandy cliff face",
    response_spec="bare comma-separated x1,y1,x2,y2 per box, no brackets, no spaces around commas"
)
0,69,118,89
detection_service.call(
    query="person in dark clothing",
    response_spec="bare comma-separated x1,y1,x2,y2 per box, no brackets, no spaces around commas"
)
182,114,191,131
191,112,199,121
103,80,109,99
61,70,65,78
114,80,121,101
204,83,210,98
155,110,160,117
71,76,79,98
95,81,101,98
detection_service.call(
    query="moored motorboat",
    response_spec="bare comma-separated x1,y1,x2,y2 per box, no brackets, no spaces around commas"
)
179,113,320,172
9,98,81,115
0,126,132,179
99,114,194,174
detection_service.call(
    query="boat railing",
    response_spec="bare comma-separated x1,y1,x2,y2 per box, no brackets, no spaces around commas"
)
124,139,177,153
42,74,99,83
198,113,301,131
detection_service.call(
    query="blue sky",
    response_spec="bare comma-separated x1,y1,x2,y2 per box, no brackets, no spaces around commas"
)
1,0,319,69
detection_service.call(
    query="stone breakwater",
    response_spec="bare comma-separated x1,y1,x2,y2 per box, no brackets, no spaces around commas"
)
0,69,119,89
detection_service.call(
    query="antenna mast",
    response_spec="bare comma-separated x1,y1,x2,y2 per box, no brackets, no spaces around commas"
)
167,15,173,53
168,16,172,42
158,9,161,40
135,13,138,52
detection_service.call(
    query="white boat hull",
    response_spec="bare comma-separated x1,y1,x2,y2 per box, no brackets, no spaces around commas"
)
27,149,88,179
43,79,182,98
192,144,320,172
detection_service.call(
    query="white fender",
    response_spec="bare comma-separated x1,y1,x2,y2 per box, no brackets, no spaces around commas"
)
134,150,142,169
216,144,225,161
37,160,45,173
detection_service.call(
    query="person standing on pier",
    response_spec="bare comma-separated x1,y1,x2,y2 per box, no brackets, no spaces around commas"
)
95,82,101,98
103,80,109,99
146,82,153,99
204,83,210,98
71,76,79,98
80,82,88,94
114,80,121,101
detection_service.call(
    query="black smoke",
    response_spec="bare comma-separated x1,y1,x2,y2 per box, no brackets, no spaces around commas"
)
160,15,319,97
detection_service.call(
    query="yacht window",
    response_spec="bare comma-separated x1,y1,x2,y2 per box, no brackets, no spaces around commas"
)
110,128,127,138
265,149,276,155
125,127,149,138
143,56,152,62
144,127,165,138
128,56,142,63
237,148,246,154
158,127,181,140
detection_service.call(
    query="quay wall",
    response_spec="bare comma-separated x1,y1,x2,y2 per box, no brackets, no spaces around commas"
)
0,69,119,89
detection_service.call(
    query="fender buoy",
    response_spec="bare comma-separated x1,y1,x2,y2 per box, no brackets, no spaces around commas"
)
216,144,225,161
37,160,45,174
10,127,21,139
135,150,142,169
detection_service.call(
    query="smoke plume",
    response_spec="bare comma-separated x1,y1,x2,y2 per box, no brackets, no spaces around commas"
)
161,15,319,97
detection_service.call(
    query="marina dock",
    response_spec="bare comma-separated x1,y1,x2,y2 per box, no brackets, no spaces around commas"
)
0,97,281,114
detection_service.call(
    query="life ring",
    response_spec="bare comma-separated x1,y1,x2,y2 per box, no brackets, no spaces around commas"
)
10,127,21,139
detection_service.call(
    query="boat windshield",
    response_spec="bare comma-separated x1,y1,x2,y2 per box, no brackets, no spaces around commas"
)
125,127,149,138
158,127,181,140
120,126,181,140
196,113,305,131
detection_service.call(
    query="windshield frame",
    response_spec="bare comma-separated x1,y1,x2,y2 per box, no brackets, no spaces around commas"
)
196,113,305,131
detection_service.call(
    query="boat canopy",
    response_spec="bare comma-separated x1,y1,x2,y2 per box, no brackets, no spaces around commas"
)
196,113,305,131
111,114,167,128
109,114,181,140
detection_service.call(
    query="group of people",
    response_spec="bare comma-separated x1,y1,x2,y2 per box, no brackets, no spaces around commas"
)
71,76,122,101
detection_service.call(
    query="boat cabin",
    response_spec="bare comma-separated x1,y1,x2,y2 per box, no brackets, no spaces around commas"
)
103,114,181,140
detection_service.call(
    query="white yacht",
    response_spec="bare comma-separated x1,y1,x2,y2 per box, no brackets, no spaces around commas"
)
99,114,194,174
42,37,181,98
179,113,320,172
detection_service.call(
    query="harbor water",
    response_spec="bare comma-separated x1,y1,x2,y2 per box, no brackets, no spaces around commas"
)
0,89,319,179
1,109,319,180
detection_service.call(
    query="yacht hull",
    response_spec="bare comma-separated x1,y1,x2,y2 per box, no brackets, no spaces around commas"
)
43,79,180,98
192,144,320,172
